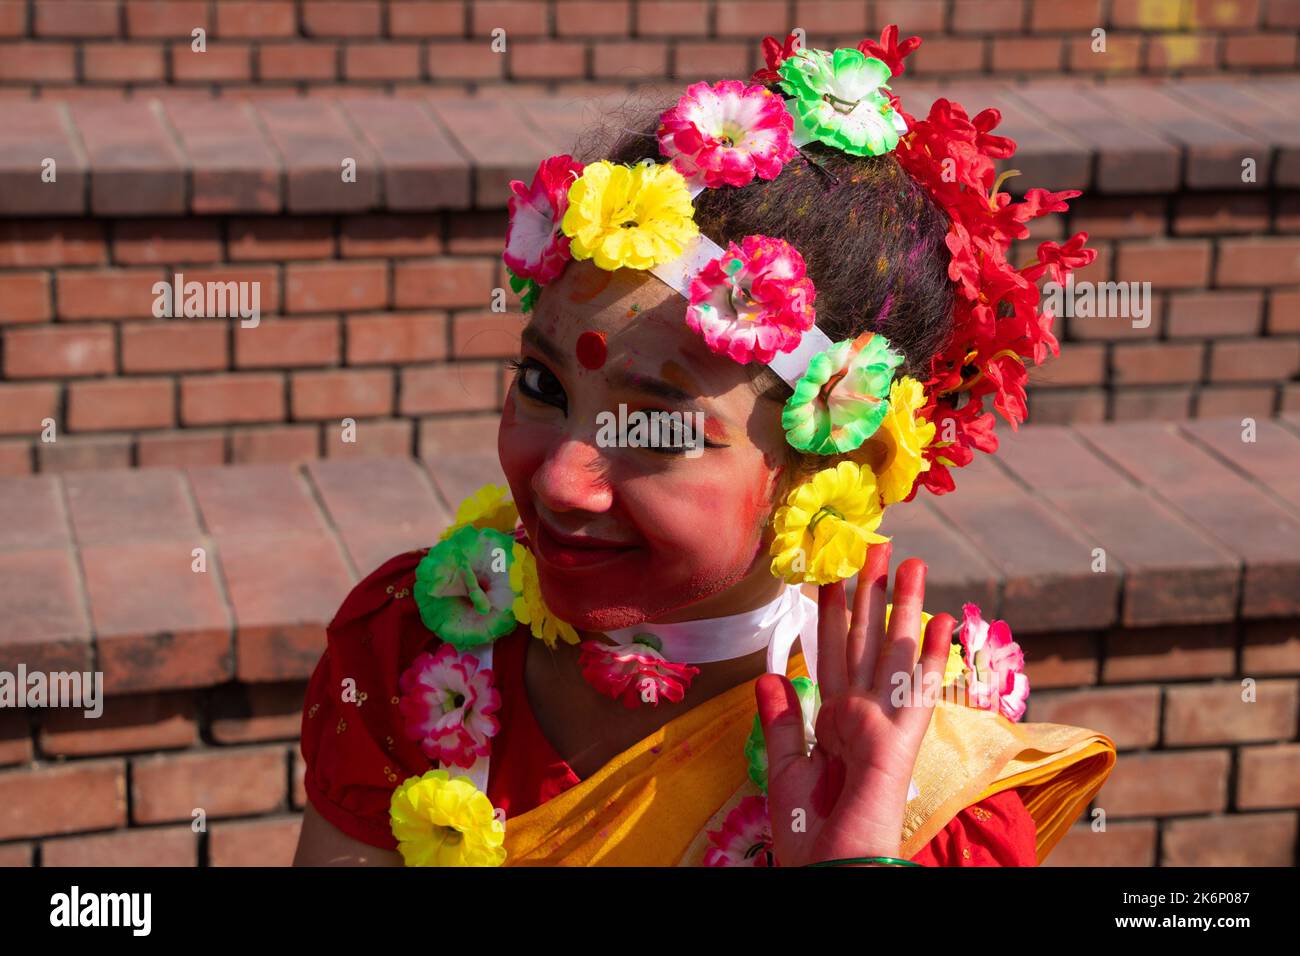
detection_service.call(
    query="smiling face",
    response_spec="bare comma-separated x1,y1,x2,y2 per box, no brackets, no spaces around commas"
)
498,258,797,632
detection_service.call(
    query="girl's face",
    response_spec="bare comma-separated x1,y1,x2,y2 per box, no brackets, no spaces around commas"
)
499,259,793,632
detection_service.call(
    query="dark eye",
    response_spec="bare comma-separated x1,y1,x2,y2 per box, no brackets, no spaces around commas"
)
510,357,566,411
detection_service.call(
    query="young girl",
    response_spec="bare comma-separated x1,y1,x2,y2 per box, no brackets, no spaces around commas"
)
294,27,1115,868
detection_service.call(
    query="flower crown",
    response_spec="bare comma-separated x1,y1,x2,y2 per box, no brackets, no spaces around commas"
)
502,25,1095,587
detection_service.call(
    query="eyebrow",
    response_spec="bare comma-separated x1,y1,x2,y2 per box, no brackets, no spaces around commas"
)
521,322,700,406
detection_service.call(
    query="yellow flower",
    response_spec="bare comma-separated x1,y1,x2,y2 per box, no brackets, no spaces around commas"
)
389,769,506,867
852,376,935,505
560,160,699,271
438,483,519,542
769,460,889,585
509,542,579,649
885,603,965,686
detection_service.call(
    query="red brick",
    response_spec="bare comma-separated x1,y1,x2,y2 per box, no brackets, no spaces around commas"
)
137,430,227,468
56,268,164,321
471,0,548,35
40,692,199,756
181,372,285,425
307,456,448,534
0,272,51,323
1100,750,1230,817
291,368,393,419
121,320,227,373
1270,289,1300,334
1111,0,1186,28
0,221,107,268
42,826,198,867
301,1,381,36
131,746,289,823
1115,239,1211,289
1265,0,1300,27
209,681,307,743
1162,813,1297,867
0,43,77,82
325,417,414,460
83,43,167,83
0,760,126,840
67,377,174,431
1165,679,1297,745
1224,32,1298,67
64,468,197,547
1216,237,1300,286
1103,623,1236,681
426,41,505,80
509,41,587,79
1196,385,1277,418
0,441,32,476
3,325,114,378
344,42,422,81
1166,291,1263,338
1208,338,1300,382
234,316,340,368
340,215,442,258
911,37,986,75
1028,685,1159,750
418,413,502,458
1174,194,1270,236
389,1,466,36
1023,388,1107,424
171,41,253,82
1067,34,1143,73
187,461,323,536
126,1,209,37
228,218,334,261
673,41,750,79
636,0,709,35
592,42,668,81
1145,33,1218,72
557,0,630,34
0,382,58,437
952,0,1025,32
258,42,340,81
285,261,387,314
229,424,320,463
1041,820,1156,867
36,434,131,471
209,814,301,866
1025,343,1105,387
112,219,223,265
394,258,494,308
1111,386,1193,421
215,0,295,37
1238,743,1300,808
0,710,31,766
346,312,447,364
400,363,499,414
1190,0,1262,27
0,547,92,677
1111,342,1204,384
990,36,1063,73
34,0,120,37
0,475,72,550
714,0,787,35
1244,618,1300,674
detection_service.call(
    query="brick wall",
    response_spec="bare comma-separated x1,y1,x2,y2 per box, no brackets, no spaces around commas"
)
0,0,1297,100
0,420,1298,866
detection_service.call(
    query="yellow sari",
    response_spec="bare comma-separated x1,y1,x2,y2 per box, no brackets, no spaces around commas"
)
502,651,1115,866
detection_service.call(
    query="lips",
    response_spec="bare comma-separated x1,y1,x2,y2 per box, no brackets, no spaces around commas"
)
532,519,640,571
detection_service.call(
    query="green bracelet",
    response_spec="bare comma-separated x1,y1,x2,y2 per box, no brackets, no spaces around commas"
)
804,856,921,867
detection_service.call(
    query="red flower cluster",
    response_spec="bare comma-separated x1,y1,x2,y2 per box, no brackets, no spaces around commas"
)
752,27,1097,499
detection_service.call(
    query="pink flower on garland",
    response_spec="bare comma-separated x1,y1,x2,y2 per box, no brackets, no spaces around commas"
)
657,80,796,189
956,603,1029,723
398,643,501,768
685,235,816,364
703,795,776,867
577,636,700,709
503,154,585,284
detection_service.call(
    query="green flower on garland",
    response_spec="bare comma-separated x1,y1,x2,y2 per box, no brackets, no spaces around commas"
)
414,525,518,650
506,265,539,313
777,48,906,158
745,677,820,794
782,333,904,455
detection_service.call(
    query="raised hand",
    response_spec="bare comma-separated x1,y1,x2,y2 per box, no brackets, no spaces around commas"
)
755,541,955,867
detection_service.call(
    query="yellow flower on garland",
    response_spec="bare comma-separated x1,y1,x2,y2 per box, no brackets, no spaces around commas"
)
438,483,519,542
389,769,506,867
770,460,889,585
885,603,966,686
560,160,699,271
509,542,579,649
853,376,935,505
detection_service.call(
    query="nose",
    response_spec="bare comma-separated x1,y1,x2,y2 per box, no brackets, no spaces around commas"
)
530,436,614,516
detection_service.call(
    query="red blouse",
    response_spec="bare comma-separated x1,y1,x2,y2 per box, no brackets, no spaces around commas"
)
301,551,1038,866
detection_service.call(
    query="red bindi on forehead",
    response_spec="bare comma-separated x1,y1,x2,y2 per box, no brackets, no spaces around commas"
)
575,330,608,370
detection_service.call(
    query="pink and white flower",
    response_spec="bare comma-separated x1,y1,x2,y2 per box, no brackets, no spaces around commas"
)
657,80,797,189
685,235,816,363
957,602,1029,722
398,643,501,767
503,153,585,284
703,795,776,866
577,636,700,709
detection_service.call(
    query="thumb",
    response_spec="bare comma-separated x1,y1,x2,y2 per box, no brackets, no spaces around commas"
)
756,673,808,780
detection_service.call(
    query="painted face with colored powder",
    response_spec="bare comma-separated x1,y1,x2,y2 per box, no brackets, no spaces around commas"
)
499,258,795,633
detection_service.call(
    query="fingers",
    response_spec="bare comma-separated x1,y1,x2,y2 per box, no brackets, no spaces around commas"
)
846,541,890,691
872,557,927,694
816,580,849,700
897,611,957,735
755,673,809,781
